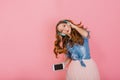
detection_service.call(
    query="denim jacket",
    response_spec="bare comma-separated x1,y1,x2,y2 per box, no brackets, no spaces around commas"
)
66,36,91,67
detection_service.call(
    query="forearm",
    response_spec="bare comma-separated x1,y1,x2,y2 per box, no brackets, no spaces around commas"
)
64,57,71,66
71,24,88,37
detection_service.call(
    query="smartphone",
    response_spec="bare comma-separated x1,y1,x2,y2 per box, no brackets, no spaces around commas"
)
53,63,65,71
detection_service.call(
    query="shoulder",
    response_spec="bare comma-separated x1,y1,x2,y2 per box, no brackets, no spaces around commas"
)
82,30,90,39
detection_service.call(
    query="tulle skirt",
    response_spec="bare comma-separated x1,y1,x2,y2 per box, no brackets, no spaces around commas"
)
66,59,100,80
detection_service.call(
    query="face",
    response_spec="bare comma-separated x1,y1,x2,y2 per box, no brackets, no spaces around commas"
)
57,23,71,36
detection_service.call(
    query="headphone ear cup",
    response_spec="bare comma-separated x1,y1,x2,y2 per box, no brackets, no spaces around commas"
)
58,32,66,37
63,20,68,23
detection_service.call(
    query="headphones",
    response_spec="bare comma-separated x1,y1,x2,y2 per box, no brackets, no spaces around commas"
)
63,20,68,23
58,32,66,37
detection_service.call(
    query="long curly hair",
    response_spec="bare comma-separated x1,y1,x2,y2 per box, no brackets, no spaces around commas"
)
54,19,87,58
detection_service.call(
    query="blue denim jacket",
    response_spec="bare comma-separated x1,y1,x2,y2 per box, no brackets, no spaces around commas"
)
66,36,91,67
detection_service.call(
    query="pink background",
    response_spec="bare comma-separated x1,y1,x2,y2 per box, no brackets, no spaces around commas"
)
0,0,120,80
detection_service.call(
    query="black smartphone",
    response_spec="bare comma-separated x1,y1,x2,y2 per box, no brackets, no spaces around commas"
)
53,63,65,71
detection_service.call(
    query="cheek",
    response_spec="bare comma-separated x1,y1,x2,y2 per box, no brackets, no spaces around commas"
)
69,28,71,33
57,26,62,32
68,27,71,31
68,25,71,29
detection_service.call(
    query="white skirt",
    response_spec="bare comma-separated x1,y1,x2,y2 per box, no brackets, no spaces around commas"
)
66,59,100,80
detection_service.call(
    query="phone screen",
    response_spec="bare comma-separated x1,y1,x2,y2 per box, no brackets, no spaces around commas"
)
53,63,64,71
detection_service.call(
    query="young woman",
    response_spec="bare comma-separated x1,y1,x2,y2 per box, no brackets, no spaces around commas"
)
54,19,100,80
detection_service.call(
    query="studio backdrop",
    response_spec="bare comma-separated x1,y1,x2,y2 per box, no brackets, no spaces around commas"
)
0,0,120,80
